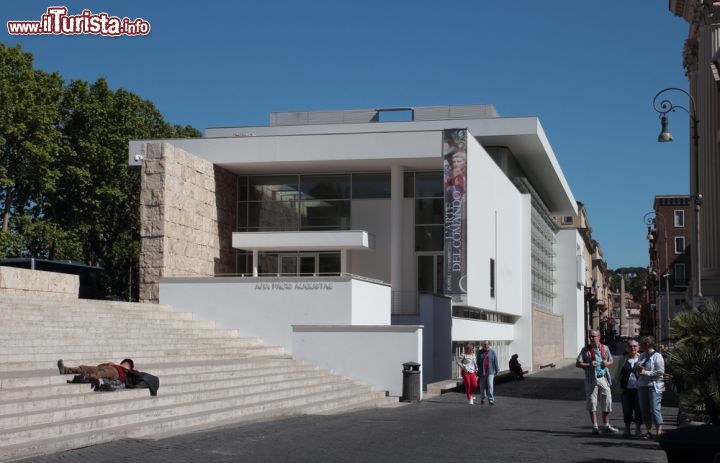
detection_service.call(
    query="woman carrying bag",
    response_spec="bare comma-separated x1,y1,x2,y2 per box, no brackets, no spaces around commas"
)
614,340,643,437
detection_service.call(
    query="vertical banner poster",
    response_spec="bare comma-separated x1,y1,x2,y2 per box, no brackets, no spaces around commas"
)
443,129,467,294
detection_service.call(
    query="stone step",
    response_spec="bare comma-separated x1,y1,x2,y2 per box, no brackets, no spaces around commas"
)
0,311,195,322
0,296,391,462
0,386,389,462
0,298,175,313
0,344,267,366
0,364,316,405
0,328,242,340
0,379,370,446
0,373,346,430
0,358,301,389
0,338,262,353
0,350,288,372
2,318,218,329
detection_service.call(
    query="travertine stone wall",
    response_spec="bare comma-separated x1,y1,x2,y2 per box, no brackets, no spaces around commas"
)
532,309,564,369
139,142,236,303
0,266,79,298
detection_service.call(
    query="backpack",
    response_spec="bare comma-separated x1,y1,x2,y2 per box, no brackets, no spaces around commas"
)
588,344,612,386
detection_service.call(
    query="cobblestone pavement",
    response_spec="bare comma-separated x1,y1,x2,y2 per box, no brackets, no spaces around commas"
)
19,364,675,463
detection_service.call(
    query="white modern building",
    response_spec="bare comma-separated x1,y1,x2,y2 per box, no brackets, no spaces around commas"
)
129,104,585,393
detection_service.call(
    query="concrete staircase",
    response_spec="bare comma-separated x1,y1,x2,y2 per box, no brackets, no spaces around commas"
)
0,295,395,461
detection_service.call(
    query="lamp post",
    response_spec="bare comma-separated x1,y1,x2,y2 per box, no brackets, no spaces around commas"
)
652,88,703,309
644,211,671,344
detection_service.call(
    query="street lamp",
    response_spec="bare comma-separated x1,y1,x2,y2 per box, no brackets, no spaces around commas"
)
652,88,703,309
644,211,671,345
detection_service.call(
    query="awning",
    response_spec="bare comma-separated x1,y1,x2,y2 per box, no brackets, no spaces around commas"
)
232,230,375,251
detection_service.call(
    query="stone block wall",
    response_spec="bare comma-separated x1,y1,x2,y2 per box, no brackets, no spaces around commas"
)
0,266,79,298
532,309,565,369
139,142,236,303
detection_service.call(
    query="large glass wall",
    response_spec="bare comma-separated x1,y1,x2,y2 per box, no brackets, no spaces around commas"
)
236,173,394,275
531,206,556,311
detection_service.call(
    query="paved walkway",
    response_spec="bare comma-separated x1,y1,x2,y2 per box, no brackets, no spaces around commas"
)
20,364,675,463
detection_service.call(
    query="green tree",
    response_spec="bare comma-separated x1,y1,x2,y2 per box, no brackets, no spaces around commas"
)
608,267,648,302
0,43,200,300
51,78,200,299
0,44,65,233
669,301,720,424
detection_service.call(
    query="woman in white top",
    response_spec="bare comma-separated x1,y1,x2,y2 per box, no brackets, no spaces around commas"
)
635,335,665,439
458,343,478,405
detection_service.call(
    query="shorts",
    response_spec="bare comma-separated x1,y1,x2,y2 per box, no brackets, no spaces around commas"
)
585,375,612,413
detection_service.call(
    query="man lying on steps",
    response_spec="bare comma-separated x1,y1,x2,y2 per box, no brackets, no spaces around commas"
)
57,358,159,396
57,358,133,382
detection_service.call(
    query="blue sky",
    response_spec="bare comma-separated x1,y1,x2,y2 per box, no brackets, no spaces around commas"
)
1,1,691,269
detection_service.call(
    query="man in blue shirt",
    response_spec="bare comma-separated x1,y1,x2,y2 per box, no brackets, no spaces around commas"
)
576,330,619,434
476,341,499,405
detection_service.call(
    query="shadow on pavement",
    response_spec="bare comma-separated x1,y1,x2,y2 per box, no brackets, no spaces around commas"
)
495,376,586,401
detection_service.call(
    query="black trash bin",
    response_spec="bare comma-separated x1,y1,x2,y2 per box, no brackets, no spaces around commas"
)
401,361,421,402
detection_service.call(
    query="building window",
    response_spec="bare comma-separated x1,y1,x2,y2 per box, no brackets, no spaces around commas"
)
674,237,685,254
352,173,390,199
490,258,496,298
413,171,444,251
674,210,685,227
561,216,573,225
675,263,686,285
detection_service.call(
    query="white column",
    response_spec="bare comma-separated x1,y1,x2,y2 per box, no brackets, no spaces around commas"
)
391,165,404,311
252,249,258,277
340,249,347,276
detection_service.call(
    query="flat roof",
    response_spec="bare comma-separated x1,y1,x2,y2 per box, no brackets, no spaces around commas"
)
130,115,577,215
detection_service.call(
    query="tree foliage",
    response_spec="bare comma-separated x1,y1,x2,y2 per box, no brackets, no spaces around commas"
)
0,43,200,300
608,266,648,302
669,301,720,424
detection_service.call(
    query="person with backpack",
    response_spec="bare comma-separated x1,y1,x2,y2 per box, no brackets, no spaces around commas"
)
576,330,619,434
635,335,665,439
613,339,643,437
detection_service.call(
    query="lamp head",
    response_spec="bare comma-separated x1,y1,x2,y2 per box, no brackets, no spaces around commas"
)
658,115,673,143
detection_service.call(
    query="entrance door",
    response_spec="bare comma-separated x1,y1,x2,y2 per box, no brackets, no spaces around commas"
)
417,253,443,294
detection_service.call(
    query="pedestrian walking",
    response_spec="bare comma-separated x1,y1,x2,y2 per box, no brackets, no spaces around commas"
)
576,330,619,434
457,343,478,405
476,341,499,405
613,340,642,437
635,335,665,439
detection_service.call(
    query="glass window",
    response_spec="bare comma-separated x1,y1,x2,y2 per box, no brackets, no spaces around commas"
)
404,172,414,198
249,175,299,201
415,198,444,225
417,255,435,293
300,174,350,200
236,251,249,275
300,200,351,228
352,173,390,199
237,176,248,201
674,236,685,254
490,258,496,298
675,263,686,284
674,210,685,227
248,201,299,230
415,225,444,251
414,172,443,198
257,253,278,276
319,253,341,276
236,203,248,230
